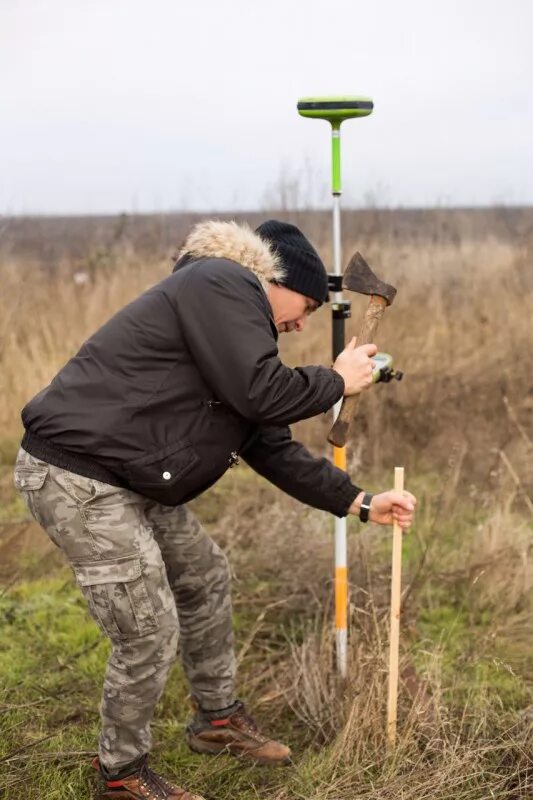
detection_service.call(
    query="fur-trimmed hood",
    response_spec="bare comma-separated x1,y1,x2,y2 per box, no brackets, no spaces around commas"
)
177,220,286,292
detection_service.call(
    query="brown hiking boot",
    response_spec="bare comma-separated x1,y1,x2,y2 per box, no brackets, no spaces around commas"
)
185,700,291,765
92,755,205,799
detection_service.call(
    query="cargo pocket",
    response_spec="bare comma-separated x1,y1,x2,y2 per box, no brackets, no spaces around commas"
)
72,553,158,640
13,463,49,491
13,462,50,521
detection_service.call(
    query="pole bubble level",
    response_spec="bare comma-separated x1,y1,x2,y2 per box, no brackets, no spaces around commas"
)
297,95,373,124
372,353,403,384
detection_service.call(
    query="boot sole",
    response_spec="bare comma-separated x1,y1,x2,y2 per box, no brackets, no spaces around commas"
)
185,731,291,766
101,788,204,800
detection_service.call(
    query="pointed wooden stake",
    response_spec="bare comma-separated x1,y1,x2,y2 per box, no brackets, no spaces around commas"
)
387,466,404,747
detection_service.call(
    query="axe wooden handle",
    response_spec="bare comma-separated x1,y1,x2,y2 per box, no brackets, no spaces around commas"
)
328,295,388,448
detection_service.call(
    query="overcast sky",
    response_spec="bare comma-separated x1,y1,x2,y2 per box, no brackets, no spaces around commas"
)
1,0,532,214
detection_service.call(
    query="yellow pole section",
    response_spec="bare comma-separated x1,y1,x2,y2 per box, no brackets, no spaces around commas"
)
335,566,348,629
333,445,346,471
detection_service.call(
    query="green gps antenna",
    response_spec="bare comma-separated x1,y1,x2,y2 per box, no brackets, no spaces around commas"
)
297,96,373,196
297,96,373,123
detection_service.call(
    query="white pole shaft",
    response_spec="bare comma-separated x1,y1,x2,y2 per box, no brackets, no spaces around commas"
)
387,466,404,746
332,192,342,289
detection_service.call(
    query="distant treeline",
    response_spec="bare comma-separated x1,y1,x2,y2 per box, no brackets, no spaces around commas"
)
1,206,532,267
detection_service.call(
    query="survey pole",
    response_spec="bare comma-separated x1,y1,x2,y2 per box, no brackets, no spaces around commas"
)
297,97,374,675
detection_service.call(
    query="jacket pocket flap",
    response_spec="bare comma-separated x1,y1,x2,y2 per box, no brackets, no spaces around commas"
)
128,439,192,468
73,554,142,586
14,465,49,491
124,439,200,489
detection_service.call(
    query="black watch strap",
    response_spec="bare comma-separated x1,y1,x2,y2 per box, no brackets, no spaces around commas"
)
359,492,373,523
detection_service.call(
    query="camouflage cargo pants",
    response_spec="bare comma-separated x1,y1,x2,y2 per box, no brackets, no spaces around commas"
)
13,448,235,773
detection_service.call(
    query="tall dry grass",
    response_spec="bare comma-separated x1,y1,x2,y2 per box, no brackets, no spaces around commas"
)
1,251,167,437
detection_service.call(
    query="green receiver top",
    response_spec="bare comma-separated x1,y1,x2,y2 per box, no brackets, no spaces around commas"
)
297,95,373,124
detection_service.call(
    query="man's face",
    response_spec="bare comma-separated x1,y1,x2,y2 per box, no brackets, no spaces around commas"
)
267,284,319,334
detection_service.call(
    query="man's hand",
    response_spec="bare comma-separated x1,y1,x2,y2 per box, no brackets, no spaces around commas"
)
332,337,377,396
349,490,417,530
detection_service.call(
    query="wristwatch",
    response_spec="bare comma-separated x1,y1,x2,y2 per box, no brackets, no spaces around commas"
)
359,492,373,523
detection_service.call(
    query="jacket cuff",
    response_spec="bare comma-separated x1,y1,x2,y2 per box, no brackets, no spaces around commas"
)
333,481,362,518
329,368,345,402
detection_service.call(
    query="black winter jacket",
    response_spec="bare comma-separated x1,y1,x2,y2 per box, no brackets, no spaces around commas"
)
21,221,361,516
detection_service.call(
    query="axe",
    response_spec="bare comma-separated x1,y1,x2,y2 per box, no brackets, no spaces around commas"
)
328,252,397,447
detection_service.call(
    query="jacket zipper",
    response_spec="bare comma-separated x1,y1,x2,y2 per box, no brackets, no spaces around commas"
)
228,451,240,468
205,400,240,467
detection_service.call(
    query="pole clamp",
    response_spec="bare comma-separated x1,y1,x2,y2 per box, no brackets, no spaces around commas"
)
332,301,351,320
327,274,343,292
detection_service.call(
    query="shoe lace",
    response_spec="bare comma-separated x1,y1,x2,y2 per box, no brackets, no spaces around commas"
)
230,707,261,736
137,756,180,799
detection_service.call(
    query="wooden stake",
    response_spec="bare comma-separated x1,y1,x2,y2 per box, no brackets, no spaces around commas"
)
387,466,404,747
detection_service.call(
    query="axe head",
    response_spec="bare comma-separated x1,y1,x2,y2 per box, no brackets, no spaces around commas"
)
342,252,396,305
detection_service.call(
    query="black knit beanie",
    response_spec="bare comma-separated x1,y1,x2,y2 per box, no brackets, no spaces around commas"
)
255,220,329,305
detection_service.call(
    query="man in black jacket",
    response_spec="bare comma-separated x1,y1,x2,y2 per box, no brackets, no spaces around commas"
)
14,220,416,800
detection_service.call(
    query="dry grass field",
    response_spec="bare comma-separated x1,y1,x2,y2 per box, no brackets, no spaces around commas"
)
0,208,532,799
